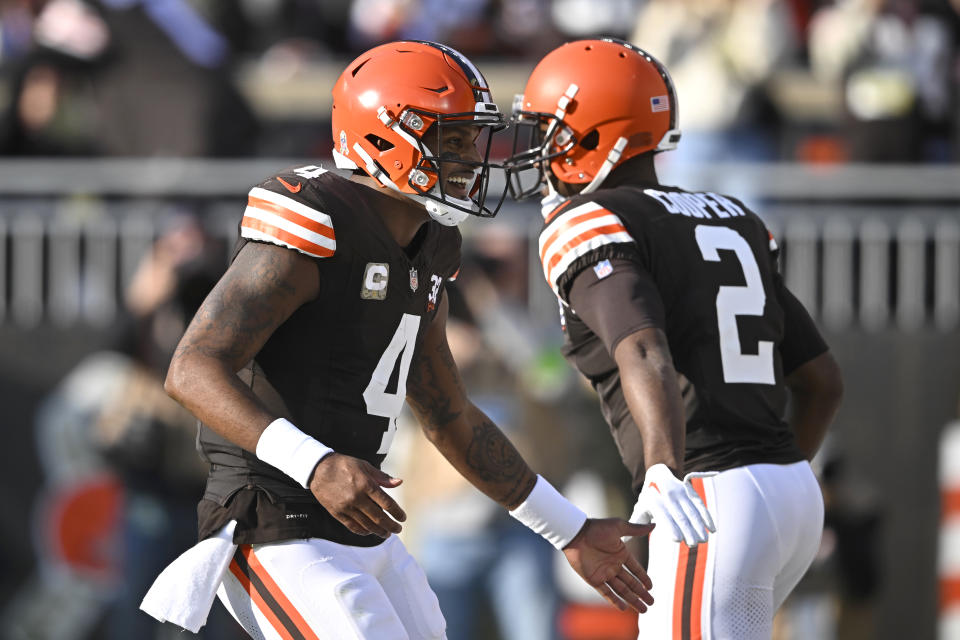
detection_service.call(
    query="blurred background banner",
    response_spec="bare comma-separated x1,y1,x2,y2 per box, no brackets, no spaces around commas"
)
0,1,958,639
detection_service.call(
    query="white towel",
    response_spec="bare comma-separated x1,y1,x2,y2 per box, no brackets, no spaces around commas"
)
140,520,238,633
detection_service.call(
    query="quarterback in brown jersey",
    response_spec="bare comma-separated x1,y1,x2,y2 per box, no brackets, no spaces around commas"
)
139,41,655,640
506,38,844,639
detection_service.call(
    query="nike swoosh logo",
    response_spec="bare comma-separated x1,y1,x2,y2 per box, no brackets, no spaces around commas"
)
649,482,661,494
277,176,302,193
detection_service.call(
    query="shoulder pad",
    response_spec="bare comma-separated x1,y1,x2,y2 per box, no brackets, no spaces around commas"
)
539,200,633,294
241,184,336,259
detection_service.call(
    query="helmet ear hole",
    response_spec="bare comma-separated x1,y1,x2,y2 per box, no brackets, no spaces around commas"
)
365,134,395,151
580,129,599,150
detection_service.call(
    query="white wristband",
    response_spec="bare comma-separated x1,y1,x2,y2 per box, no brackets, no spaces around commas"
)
509,475,588,550
255,418,334,489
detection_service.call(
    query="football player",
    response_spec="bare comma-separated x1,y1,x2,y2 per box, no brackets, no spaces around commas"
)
148,41,655,640
506,38,844,639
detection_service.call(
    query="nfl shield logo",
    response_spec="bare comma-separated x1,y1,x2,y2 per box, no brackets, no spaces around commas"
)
593,259,614,279
409,268,419,292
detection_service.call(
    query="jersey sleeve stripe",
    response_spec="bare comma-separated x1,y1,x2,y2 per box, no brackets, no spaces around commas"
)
543,225,633,289
539,203,633,292
539,212,626,265
538,203,613,259
246,195,335,241
249,186,334,228
241,218,335,258
241,206,336,252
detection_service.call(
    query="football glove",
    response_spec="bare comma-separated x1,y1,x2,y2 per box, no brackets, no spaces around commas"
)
629,463,717,547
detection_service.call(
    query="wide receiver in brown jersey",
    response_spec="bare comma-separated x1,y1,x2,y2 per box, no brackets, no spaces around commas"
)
506,38,844,639
139,41,655,640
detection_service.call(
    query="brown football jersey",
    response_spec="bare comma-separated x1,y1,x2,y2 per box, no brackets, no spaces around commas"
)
198,165,460,545
540,183,826,491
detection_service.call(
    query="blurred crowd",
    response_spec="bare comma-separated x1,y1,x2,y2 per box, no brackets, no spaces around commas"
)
0,0,958,161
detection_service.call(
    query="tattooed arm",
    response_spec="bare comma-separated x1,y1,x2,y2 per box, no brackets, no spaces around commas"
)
165,242,406,537
165,242,318,451
408,294,657,612
406,293,537,509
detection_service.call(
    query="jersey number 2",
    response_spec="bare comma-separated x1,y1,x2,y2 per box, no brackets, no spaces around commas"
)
695,225,775,385
363,313,422,454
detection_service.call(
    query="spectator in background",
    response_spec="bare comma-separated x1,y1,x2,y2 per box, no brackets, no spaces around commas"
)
91,0,260,156
630,0,800,163
0,0,260,156
550,0,639,40
808,0,959,162
0,0,41,63
0,0,109,154
346,0,563,57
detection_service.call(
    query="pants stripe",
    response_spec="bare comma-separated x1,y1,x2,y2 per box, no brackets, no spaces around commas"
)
672,529,691,639
688,477,709,640
229,545,320,640
672,477,710,640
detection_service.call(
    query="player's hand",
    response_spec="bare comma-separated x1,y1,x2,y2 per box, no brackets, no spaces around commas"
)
307,453,406,537
630,463,716,547
562,518,656,613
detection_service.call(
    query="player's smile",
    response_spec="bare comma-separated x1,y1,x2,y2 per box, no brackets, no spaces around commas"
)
443,169,476,198
431,123,482,200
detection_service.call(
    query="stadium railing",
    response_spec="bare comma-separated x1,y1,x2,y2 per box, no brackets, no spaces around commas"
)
0,159,956,333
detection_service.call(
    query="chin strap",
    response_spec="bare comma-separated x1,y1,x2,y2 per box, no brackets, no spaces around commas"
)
332,149,358,170
580,136,628,195
349,143,404,193
340,125,481,227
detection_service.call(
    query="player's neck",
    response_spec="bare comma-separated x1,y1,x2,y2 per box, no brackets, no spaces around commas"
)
603,153,660,189
350,175,430,248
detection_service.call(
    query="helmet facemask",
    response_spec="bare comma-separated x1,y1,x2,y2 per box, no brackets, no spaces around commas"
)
506,103,578,201
404,106,510,225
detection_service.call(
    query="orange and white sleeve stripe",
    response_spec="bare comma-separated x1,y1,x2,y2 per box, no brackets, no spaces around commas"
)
538,201,633,295
241,186,336,258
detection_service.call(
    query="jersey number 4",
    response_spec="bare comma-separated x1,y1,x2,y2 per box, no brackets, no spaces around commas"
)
363,313,421,454
695,225,775,385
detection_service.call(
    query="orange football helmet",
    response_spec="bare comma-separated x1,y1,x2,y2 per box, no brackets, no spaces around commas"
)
332,40,508,225
507,38,681,200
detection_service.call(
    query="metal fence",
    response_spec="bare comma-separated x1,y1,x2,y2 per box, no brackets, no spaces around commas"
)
0,159,957,331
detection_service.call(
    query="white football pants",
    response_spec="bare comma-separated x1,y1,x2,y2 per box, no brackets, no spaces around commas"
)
217,533,447,640
636,460,824,640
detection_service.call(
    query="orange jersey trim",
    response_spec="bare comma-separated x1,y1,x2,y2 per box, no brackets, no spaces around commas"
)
539,206,616,264
241,218,335,258
543,223,628,276
247,195,335,241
